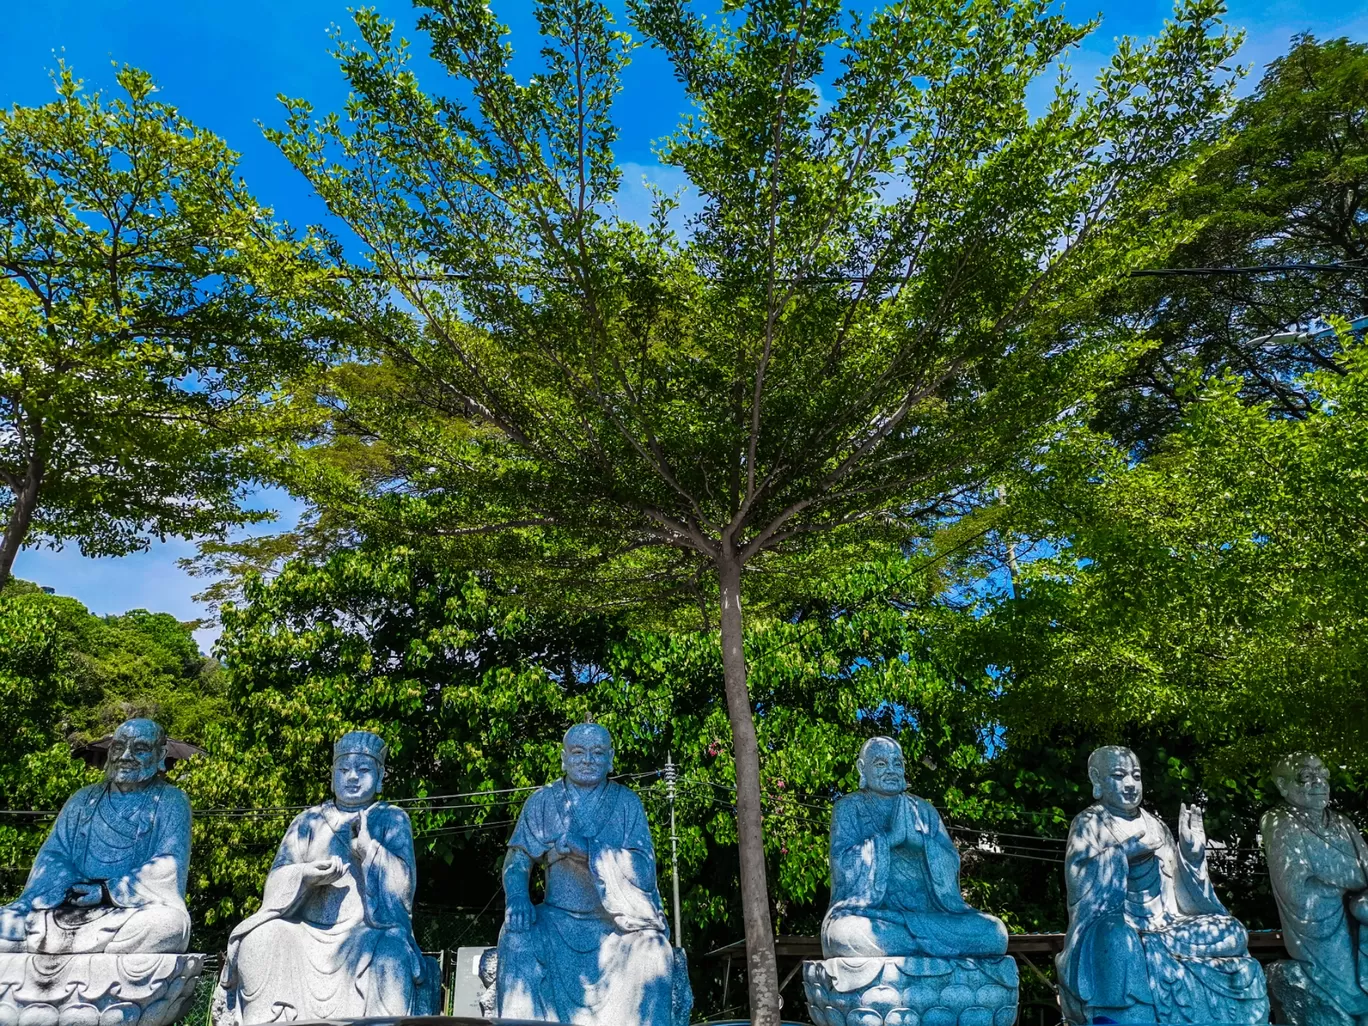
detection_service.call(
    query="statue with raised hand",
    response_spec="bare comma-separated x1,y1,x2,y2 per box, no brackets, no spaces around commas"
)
213,730,433,1025
0,718,191,955
1056,745,1268,1025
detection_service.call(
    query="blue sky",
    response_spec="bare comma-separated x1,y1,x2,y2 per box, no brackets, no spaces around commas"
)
3,0,1366,653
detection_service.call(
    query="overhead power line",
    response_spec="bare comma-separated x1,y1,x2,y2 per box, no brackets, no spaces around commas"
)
7,258,1368,288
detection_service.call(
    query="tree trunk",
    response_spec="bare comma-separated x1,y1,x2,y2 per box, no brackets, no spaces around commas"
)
0,461,42,585
716,550,782,1026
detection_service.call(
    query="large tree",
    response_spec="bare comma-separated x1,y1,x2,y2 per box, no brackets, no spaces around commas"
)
271,0,1238,1015
0,65,327,581
1094,34,1368,446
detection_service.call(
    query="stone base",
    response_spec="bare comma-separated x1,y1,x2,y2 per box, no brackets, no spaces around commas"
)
1268,960,1353,1026
0,953,204,1026
804,955,1019,1026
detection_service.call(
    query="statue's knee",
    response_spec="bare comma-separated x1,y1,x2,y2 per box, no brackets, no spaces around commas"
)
823,916,880,957
980,913,1008,954
108,905,190,953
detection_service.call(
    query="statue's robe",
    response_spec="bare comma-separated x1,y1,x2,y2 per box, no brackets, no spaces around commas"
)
0,780,191,954
1057,804,1266,1024
217,801,429,1024
1262,803,1368,1018
821,789,1007,960
496,779,675,1025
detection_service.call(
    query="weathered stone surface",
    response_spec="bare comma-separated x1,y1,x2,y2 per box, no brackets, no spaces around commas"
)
1262,754,1368,1026
0,953,203,1026
213,731,434,1026
803,955,1019,1026
1268,959,1356,1026
1057,746,1269,1025
495,722,692,1026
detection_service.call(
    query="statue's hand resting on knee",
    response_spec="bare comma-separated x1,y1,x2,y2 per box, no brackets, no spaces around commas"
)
1350,893,1368,925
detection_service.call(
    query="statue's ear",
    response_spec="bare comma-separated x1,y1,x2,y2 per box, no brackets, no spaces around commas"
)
157,748,169,773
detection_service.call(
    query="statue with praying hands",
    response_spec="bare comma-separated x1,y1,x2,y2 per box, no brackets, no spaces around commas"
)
804,736,1018,1026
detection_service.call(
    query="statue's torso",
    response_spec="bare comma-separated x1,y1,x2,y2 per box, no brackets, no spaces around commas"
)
72,784,168,880
545,855,602,914
1094,809,1183,931
543,786,613,915
291,806,367,928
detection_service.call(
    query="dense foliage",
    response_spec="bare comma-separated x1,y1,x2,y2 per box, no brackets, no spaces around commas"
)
1098,34,1368,444
0,65,329,582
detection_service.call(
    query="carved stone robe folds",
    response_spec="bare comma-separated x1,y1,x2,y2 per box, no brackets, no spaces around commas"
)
1057,805,1268,1024
822,790,1008,960
216,801,429,1025
0,780,192,954
496,779,676,1026
1262,804,1368,1018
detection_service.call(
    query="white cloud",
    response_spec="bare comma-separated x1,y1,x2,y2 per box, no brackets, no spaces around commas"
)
11,485,306,656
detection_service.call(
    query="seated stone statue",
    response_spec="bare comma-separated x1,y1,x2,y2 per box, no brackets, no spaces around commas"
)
0,717,192,955
823,736,1008,959
213,731,433,1025
496,721,690,1026
1262,752,1368,1026
1056,746,1268,1025
804,736,1017,1026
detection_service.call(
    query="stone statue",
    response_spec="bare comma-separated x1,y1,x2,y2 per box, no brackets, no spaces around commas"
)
0,718,203,1026
1056,745,1268,1025
495,722,692,1026
212,731,435,1026
0,718,192,955
1262,752,1368,1026
804,736,1018,1026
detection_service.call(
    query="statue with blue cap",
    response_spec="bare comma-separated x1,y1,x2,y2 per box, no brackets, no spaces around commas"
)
213,730,434,1025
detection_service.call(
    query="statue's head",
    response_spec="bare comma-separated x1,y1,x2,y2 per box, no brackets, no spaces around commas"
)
562,721,613,788
105,718,168,790
857,736,907,797
1273,752,1330,812
1088,745,1143,816
332,731,387,809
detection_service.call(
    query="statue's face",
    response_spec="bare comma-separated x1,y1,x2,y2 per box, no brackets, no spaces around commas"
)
105,720,165,788
1091,750,1143,815
860,740,907,797
562,725,613,787
332,753,382,808
1278,755,1331,812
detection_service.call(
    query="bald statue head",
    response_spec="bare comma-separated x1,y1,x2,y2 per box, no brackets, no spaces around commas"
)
1273,752,1331,813
857,736,908,797
562,722,613,789
105,718,168,792
1088,745,1143,817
